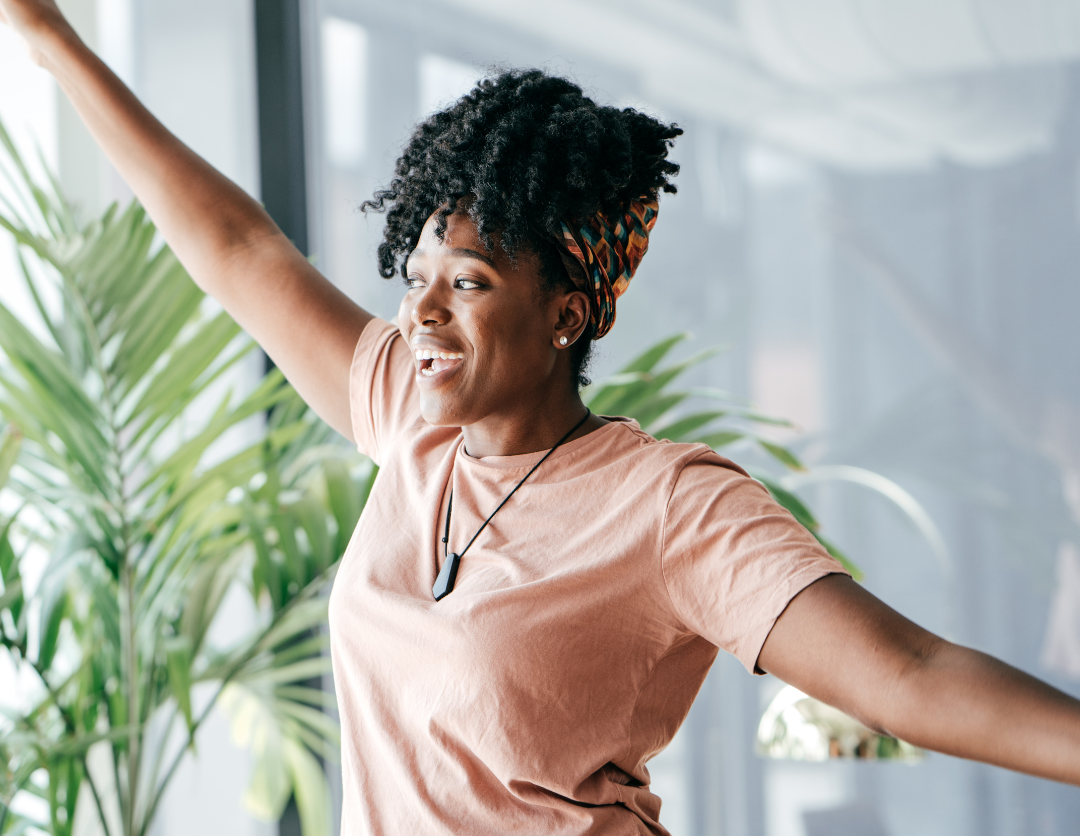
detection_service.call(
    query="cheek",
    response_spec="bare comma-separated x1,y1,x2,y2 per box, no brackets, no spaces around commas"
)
478,310,548,376
397,295,413,334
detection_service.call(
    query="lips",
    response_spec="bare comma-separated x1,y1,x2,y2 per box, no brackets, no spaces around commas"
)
420,356,462,377
412,345,465,382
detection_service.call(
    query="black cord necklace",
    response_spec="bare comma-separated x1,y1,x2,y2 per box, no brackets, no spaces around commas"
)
432,409,592,601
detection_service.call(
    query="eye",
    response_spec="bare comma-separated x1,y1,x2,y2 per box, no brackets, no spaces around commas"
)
455,277,482,290
405,274,425,289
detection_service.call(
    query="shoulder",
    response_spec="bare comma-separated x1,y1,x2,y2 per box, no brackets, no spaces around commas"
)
599,423,784,534
350,317,407,375
349,318,427,463
597,418,752,484
576,419,758,517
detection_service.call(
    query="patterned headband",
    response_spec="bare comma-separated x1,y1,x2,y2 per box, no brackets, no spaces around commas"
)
557,197,659,339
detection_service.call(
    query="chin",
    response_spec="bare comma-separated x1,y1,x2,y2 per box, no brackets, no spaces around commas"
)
419,396,469,428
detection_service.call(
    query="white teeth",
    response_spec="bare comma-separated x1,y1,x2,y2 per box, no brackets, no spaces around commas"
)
413,349,464,361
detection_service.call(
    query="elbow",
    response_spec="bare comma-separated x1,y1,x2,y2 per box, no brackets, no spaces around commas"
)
860,633,950,739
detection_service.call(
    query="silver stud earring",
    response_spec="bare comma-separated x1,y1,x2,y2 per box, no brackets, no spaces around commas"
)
559,336,568,346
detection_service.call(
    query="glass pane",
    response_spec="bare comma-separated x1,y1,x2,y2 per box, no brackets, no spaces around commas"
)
322,17,368,169
309,5,1080,835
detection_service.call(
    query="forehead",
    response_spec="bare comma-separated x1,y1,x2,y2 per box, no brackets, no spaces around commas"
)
410,210,542,279
413,210,487,253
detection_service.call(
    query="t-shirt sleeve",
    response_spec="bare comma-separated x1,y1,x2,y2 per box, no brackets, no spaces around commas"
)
348,317,421,464
661,454,849,674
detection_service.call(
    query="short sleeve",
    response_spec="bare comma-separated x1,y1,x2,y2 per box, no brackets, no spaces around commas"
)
349,318,421,464
661,455,848,674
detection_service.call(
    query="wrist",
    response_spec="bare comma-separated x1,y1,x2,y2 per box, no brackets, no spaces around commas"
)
17,9,82,69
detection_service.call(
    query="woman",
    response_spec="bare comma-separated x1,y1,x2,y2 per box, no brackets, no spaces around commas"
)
2,2,1079,834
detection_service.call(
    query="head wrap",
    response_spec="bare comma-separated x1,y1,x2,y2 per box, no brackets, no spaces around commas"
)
556,197,658,339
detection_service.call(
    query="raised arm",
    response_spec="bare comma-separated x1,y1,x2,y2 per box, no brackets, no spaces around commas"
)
0,0,374,439
758,573,1080,784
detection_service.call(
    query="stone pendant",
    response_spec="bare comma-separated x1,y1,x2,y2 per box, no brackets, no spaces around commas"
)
432,552,461,601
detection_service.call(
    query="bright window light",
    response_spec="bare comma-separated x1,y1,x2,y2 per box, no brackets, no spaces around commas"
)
419,54,479,119
322,17,368,169
97,0,135,86
0,26,57,342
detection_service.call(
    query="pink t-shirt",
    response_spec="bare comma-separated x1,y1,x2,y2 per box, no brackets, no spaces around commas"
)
329,319,845,835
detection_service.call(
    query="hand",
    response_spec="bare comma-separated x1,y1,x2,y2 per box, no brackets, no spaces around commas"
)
0,0,72,64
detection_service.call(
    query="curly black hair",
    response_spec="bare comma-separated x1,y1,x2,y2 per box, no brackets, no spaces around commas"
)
361,68,682,387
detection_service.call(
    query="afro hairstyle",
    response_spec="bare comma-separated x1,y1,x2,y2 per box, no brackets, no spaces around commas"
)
361,68,682,387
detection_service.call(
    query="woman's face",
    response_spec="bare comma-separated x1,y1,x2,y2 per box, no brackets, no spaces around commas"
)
399,210,584,429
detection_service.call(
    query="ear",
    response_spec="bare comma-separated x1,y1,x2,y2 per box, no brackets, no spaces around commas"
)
552,290,591,348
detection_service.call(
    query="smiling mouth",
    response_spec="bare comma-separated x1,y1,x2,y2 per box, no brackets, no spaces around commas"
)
414,349,464,378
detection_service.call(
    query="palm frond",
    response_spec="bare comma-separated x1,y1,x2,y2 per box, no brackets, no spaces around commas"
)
585,337,801,468
0,119,362,836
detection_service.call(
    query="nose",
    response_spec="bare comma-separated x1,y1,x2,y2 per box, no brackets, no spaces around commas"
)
410,281,451,327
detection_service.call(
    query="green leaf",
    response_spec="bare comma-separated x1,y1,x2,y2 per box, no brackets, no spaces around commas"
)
16,249,68,357
166,635,195,733
127,311,244,430
293,492,333,575
652,411,725,442
752,473,820,532
244,498,283,610
111,253,205,390
274,685,337,711
621,332,689,374
813,533,864,582
252,658,333,686
0,424,20,492
284,737,332,836
751,471,863,580
0,514,18,583
256,599,329,654
728,410,794,428
223,685,291,822
277,700,340,747
0,575,24,616
630,392,688,431
757,439,806,471
0,119,59,232
603,349,722,419
322,458,363,556
36,583,67,670
0,301,104,433
179,549,245,656
693,430,746,449
268,635,330,668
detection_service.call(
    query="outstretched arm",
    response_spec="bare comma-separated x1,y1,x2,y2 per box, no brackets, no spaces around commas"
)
757,573,1080,784
0,0,373,439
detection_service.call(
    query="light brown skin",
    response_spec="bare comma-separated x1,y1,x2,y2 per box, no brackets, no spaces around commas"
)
401,213,606,456
4,0,1080,790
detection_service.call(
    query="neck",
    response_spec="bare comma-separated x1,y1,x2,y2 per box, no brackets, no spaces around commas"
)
460,391,606,458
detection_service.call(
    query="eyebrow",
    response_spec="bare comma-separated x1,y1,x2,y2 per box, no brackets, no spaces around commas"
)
409,246,497,269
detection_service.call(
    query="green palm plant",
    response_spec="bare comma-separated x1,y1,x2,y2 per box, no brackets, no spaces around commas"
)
0,123,374,836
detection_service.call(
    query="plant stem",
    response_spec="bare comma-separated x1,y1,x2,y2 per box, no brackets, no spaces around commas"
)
20,666,118,834
104,314,138,836
120,560,139,836
145,707,178,811
82,755,116,836
140,562,337,833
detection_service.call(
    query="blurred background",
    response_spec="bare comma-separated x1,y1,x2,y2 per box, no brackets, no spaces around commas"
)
3,1,1080,834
